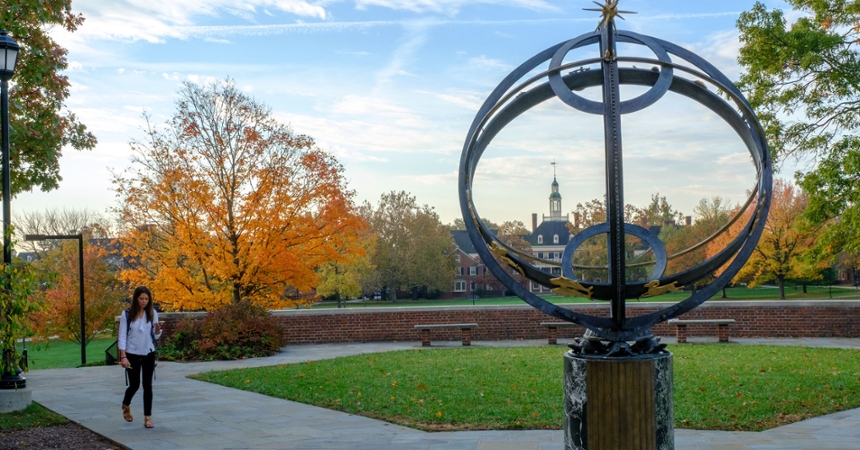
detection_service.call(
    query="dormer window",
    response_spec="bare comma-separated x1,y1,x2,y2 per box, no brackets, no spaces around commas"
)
537,235,543,244
553,234,559,244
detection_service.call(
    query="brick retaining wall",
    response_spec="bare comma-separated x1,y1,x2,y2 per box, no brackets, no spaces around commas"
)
154,301,860,345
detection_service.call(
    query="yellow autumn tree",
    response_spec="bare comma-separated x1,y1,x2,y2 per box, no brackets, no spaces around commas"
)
707,179,824,299
113,78,365,311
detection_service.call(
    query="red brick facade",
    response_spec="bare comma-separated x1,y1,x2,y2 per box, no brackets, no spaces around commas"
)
156,301,860,345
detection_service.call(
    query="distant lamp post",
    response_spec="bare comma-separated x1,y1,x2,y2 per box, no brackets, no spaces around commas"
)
24,234,87,365
0,30,19,264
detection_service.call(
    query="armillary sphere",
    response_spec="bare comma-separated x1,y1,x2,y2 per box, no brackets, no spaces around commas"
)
457,0,772,347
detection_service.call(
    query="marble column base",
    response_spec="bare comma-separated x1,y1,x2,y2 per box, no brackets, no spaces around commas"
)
564,351,673,450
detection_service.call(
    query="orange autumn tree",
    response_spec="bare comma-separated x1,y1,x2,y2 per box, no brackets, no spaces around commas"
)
113,78,365,311
29,237,125,345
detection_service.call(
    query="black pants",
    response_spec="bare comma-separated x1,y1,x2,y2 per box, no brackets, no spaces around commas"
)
122,352,156,416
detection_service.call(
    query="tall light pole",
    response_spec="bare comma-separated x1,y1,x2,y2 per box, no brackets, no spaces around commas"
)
25,234,87,365
0,30,19,264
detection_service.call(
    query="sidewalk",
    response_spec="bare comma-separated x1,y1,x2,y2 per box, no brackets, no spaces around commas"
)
28,338,860,450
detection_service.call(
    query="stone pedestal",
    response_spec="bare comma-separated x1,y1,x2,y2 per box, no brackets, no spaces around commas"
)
0,387,32,413
564,351,673,450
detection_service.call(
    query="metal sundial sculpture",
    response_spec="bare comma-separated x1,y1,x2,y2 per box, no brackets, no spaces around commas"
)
458,0,771,355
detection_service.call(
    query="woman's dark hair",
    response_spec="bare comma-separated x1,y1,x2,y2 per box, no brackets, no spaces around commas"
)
130,286,154,322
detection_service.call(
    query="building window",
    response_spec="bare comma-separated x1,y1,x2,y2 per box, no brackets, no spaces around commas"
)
538,252,544,259
553,234,559,244
538,235,543,244
454,280,466,292
470,282,476,291
456,254,461,262
469,267,478,276
457,267,464,275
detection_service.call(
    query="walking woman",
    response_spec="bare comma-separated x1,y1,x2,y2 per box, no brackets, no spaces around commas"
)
118,286,162,428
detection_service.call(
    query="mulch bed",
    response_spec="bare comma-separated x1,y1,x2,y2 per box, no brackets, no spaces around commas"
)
0,423,124,450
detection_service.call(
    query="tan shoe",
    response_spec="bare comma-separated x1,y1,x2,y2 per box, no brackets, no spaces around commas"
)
144,416,154,428
122,404,133,422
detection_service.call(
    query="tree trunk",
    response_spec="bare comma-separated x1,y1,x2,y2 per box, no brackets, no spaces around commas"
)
778,277,786,299
721,287,727,298
336,294,342,309
802,283,807,293
232,284,241,304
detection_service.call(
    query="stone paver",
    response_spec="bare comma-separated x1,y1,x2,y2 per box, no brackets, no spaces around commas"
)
24,338,860,450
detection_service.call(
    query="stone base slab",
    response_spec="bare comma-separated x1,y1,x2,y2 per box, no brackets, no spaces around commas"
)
0,387,32,413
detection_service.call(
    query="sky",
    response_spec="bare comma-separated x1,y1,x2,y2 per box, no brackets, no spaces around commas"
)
16,0,800,228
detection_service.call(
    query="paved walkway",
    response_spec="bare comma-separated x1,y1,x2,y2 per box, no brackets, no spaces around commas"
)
26,337,860,450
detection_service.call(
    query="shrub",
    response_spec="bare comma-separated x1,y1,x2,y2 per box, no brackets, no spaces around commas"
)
158,302,285,361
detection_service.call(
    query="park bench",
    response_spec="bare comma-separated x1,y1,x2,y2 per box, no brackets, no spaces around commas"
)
540,322,582,345
668,319,735,343
414,323,478,347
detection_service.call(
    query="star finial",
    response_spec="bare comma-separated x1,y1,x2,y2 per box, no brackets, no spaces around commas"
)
583,0,636,31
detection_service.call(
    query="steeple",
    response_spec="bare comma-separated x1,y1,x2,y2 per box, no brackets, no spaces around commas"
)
544,161,569,222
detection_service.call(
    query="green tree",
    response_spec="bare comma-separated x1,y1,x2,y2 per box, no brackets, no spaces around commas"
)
0,1,96,195
661,197,733,282
316,234,375,307
570,198,653,283
362,191,457,301
737,1,860,262
633,193,685,227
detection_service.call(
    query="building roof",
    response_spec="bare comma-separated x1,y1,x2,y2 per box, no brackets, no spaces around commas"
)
523,221,572,246
451,229,497,255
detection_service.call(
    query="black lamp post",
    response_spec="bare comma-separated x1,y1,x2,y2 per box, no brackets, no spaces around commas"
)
25,234,87,365
0,30,19,264
0,30,23,390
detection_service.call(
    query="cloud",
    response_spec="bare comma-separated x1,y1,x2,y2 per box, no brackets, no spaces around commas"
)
374,21,433,86
467,55,512,72
425,91,483,110
57,0,328,44
67,61,85,72
71,108,143,134
354,0,556,15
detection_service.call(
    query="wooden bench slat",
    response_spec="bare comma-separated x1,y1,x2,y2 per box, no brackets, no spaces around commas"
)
414,324,478,347
669,319,734,343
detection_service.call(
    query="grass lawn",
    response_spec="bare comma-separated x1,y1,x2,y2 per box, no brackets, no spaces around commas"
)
309,285,860,309
191,344,860,432
0,403,67,430
23,337,113,370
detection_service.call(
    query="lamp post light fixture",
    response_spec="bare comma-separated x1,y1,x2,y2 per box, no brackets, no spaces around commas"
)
0,30,19,264
24,234,87,365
